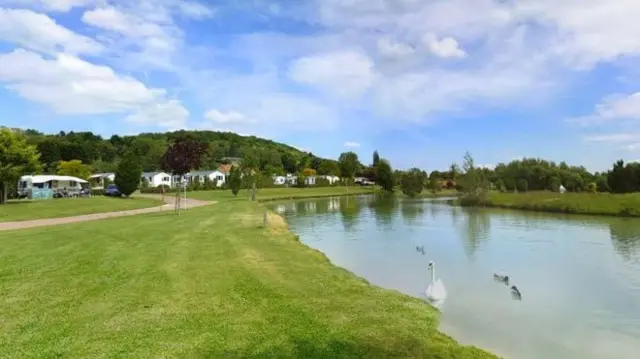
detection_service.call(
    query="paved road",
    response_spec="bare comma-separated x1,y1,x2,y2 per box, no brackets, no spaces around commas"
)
0,195,215,232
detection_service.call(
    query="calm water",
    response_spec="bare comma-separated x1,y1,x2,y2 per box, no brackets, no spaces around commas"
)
270,195,640,359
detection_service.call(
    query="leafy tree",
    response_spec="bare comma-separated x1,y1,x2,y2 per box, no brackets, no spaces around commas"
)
494,178,506,192
228,166,242,195
375,159,394,192
339,152,359,184
373,150,380,166
160,138,209,211
549,176,562,192
586,182,597,193
0,128,41,204
56,160,91,180
401,168,425,198
302,168,317,176
114,153,142,197
458,152,490,204
428,177,441,193
516,178,528,192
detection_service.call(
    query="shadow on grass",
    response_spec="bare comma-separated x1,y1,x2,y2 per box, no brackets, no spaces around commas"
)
200,337,487,359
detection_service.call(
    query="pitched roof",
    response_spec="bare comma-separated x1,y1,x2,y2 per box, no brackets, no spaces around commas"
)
90,172,115,179
218,164,233,174
189,170,222,176
142,171,169,177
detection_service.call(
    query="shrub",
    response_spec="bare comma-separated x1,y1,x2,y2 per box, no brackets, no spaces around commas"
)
115,153,142,197
586,182,597,193
400,169,424,198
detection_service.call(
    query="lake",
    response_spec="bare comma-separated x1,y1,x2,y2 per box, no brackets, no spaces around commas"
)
270,194,640,359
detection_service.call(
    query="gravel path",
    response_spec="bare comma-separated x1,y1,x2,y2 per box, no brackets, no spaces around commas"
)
0,195,215,232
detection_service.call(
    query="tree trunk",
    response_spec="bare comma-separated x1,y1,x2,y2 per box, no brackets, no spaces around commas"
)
175,189,181,215
251,181,256,201
0,182,7,204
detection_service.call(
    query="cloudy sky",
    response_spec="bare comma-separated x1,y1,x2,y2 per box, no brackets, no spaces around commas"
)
1,0,640,172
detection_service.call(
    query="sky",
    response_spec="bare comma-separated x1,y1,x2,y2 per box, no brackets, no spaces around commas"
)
1,0,640,172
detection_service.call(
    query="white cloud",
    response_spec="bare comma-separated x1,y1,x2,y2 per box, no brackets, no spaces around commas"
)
178,1,215,20
571,93,640,126
82,6,175,51
0,0,95,12
377,36,415,59
423,33,467,59
288,50,375,98
344,141,361,148
204,109,252,124
0,49,187,128
0,8,103,55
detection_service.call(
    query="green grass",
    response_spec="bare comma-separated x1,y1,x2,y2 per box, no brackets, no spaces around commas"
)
467,191,640,217
187,186,379,202
0,196,162,222
0,193,496,358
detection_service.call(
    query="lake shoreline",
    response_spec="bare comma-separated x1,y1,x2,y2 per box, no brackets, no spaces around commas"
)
268,198,499,359
456,191,640,218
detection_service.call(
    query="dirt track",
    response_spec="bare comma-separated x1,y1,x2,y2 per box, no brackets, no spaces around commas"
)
0,195,215,232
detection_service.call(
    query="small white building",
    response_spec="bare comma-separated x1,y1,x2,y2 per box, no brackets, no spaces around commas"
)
559,185,567,193
187,170,226,187
304,176,317,186
141,172,172,188
319,175,340,185
273,175,287,185
286,174,297,186
89,172,115,189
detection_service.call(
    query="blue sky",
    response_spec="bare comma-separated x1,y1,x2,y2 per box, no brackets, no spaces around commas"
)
1,0,640,173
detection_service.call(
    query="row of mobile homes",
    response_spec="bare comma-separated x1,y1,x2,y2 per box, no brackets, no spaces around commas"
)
272,174,340,186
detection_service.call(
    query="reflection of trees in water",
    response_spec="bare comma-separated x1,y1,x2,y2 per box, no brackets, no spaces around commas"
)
400,200,425,226
339,196,363,231
459,207,492,261
315,198,330,215
609,219,640,262
368,194,399,231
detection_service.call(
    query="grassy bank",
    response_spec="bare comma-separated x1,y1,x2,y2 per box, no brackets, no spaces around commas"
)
0,196,162,222
0,192,495,358
187,186,378,202
463,191,640,217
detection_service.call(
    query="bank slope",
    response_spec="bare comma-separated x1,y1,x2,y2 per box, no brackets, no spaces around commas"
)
0,198,496,358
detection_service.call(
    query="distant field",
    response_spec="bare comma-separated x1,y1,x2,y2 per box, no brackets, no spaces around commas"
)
470,191,640,217
0,196,162,222
187,186,378,202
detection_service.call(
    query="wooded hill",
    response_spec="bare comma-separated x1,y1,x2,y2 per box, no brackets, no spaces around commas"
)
18,129,349,176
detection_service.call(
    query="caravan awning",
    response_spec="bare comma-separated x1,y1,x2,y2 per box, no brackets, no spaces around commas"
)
30,175,88,184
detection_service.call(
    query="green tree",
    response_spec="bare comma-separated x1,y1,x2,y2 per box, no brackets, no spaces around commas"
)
373,150,380,166
428,177,441,194
56,160,92,180
375,159,394,192
516,178,528,192
339,152,359,184
401,168,425,198
549,176,562,192
586,182,597,193
0,128,41,204
114,153,142,197
458,152,490,204
228,166,242,195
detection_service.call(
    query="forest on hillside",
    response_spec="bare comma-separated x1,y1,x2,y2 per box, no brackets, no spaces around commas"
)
18,129,349,176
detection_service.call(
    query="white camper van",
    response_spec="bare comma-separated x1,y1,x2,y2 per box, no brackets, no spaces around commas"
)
18,175,89,199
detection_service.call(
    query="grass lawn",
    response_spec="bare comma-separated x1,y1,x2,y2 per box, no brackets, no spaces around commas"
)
0,194,495,358
0,196,162,222
470,191,640,217
187,186,379,202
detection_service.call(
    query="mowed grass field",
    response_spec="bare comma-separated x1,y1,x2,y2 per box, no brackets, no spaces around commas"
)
0,191,496,358
475,191,640,217
0,196,162,222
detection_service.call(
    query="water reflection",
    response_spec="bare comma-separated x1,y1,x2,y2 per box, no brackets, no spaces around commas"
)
609,219,640,262
459,207,492,260
401,200,425,226
339,196,363,232
368,194,398,231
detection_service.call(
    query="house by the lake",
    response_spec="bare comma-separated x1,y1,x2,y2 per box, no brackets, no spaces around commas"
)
187,170,226,187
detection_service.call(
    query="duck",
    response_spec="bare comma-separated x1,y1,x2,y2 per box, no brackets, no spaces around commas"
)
510,285,522,300
493,273,510,285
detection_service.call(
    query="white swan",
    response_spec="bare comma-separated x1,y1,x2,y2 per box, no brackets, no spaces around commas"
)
425,261,447,304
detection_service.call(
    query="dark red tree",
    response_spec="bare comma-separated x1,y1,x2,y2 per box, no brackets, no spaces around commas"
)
160,139,209,176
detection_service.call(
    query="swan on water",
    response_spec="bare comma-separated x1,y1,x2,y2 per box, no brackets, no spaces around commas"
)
425,261,447,303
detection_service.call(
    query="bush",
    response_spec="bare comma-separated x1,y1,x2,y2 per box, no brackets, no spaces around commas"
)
400,169,424,198
92,188,105,196
586,182,597,193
